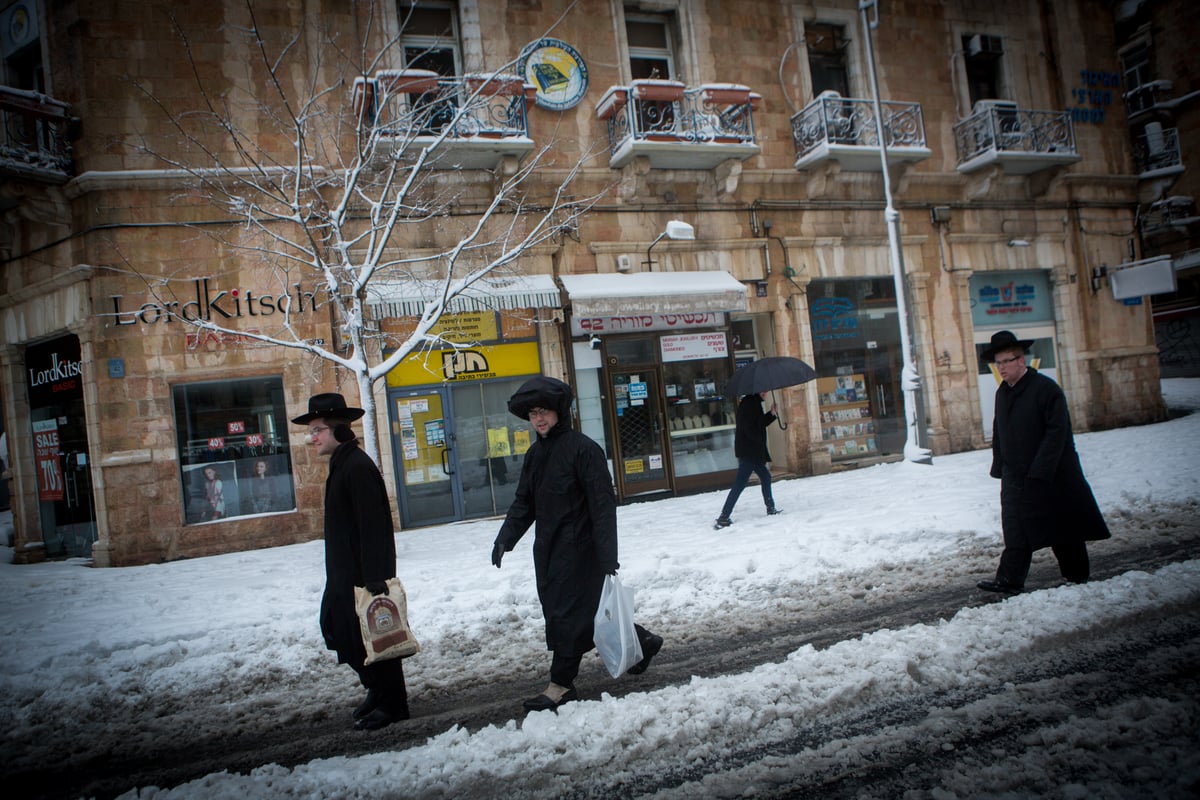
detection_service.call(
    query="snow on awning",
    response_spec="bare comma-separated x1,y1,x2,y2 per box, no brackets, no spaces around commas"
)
559,270,748,317
367,274,561,317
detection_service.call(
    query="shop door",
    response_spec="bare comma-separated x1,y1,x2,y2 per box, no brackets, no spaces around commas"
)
611,369,672,497
390,388,459,528
862,343,906,456
26,336,96,558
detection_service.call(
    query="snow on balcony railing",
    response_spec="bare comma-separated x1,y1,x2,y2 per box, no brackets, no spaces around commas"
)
790,92,927,158
1134,126,1183,176
596,81,759,158
352,70,535,141
953,104,1077,165
0,84,73,181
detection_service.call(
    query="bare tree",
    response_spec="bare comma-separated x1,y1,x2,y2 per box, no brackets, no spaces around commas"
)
118,0,602,463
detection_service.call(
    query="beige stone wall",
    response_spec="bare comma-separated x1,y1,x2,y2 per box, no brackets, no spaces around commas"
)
1,0,1170,564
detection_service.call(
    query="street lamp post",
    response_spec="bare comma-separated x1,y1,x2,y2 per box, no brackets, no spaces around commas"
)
859,0,932,464
643,220,696,270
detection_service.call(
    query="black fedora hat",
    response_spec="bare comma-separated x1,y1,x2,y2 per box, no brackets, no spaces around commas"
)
291,392,365,425
981,330,1034,362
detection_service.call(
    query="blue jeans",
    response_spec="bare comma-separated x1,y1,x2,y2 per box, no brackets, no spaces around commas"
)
719,459,773,519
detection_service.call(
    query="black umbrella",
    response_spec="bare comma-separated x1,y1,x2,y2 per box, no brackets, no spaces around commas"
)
726,357,817,430
726,356,817,397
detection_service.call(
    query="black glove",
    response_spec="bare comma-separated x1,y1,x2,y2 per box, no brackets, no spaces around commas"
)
365,581,388,596
491,542,505,569
600,562,619,576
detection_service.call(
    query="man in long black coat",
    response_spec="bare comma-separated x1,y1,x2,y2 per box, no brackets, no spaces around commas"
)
492,376,662,711
977,331,1111,595
293,392,409,730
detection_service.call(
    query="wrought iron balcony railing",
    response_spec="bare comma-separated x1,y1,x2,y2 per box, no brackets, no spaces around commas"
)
1124,79,1174,117
1141,196,1199,237
595,80,761,170
1134,126,1183,177
0,84,73,182
953,102,1081,175
790,92,930,172
352,70,536,169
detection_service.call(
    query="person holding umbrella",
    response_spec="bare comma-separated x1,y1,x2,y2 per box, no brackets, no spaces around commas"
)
714,356,817,529
714,391,780,529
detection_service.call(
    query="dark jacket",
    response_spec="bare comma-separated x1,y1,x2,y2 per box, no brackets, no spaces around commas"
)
321,439,396,664
733,394,777,463
494,416,618,658
989,368,1110,550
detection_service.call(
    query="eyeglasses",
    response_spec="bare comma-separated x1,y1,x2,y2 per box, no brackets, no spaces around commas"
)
527,408,554,419
308,425,331,436
994,355,1024,366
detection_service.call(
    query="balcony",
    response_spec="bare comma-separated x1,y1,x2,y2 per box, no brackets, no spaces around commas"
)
1141,196,1199,240
791,92,931,172
1124,79,1174,119
595,80,761,170
954,101,1081,175
1134,125,1184,179
0,84,73,183
352,70,536,170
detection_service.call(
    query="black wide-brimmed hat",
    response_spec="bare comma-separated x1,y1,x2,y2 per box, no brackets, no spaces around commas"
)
291,392,365,425
507,376,573,421
981,330,1034,362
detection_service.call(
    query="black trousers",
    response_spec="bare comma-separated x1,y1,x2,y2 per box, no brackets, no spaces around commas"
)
351,656,409,715
996,539,1090,588
550,624,656,686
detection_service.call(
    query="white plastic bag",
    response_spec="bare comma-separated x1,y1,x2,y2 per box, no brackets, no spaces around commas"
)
593,574,643,678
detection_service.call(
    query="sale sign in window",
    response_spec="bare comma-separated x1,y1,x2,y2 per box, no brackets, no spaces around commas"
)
32,418,64,502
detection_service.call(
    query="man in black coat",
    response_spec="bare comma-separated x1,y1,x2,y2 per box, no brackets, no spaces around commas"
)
714,392,780,528
492,376,663,711
293,392,409,730
977,331,1111,595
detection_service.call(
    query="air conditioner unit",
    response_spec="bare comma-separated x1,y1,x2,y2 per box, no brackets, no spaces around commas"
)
967,34,1003,57
972,98,1018,116
1144,121,1165,155
0,0,38,57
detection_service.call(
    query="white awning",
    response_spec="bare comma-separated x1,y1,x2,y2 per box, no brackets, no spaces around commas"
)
367,274,561,317
559,270,748,317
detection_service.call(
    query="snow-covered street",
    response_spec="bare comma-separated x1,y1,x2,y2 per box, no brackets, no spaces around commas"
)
2,380,1198,800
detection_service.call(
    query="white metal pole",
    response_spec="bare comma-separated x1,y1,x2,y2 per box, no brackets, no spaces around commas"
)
859,0,932,464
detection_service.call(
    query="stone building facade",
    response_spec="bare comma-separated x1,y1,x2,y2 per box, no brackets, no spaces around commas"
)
0,0,1168,566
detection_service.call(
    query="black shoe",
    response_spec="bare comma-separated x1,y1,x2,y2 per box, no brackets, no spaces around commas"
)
523,685,578,711
714,517,732,529
353,688,381,721
353,705,409,731
977,579,1022,595
627,634,663,675
766,505,780,515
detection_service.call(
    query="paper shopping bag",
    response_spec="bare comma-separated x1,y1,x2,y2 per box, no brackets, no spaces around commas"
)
354,577,420,665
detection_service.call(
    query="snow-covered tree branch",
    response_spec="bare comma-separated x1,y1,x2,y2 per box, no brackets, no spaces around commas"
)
114,1,607,463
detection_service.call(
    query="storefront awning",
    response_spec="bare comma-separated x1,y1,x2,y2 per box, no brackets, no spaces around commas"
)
367,274,561,317
560,271,748,317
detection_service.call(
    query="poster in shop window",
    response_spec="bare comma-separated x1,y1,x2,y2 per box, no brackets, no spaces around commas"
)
32,418,64,502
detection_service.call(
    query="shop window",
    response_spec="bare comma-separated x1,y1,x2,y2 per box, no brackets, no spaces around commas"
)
172,377,296,524
810,278,905,459
661,337,735,479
